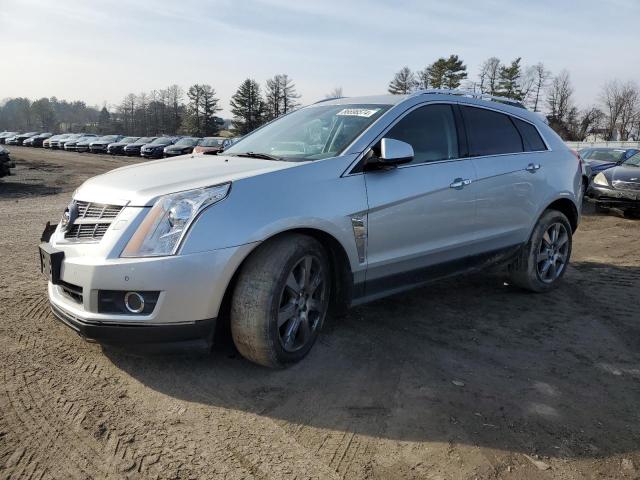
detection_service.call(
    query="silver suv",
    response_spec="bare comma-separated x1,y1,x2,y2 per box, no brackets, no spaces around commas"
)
40,90,582,367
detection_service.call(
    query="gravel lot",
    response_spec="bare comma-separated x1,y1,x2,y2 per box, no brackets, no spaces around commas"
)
1,146,639,480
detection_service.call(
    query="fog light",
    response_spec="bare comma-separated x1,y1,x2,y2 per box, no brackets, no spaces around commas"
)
124,292,145,313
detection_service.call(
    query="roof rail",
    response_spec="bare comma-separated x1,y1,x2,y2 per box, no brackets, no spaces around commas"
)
410,89,527,109
314,96,344,104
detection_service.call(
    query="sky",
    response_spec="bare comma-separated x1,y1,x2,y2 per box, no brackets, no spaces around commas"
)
0,0,638,116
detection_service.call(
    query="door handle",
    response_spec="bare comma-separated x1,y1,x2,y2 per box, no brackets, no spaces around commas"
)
450,178,472,189
526,163,541,173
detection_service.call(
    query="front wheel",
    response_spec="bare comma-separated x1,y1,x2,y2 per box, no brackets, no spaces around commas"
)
508,210,572,293
230,234,331,367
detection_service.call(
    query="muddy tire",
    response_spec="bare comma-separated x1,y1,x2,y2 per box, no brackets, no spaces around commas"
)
230,234,331,368
509,209,572,293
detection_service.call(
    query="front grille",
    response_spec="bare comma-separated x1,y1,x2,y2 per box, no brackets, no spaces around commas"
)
63,200,125,241
75,201,123,219
613,181,640,191
65,223,111,240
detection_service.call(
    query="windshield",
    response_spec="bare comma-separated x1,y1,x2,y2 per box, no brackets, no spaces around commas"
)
174,137,199,146
583,149,626,162
136,137,155,144
150,137,172,144
224,104,391,161
121,137,139,143
201,137,224,147
99,135,119,141
623,152,640,167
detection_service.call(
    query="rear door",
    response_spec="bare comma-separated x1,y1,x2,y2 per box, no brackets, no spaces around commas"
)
364,103,478,296
460,105,549,251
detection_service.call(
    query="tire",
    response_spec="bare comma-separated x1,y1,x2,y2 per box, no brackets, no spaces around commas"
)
508,209,572,293
230,234,331,367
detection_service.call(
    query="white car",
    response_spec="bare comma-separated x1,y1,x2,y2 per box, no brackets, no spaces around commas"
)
40,90,582,367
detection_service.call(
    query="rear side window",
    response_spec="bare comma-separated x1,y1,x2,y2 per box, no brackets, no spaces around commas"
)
512,117,547,151
461,106,523,156
385,104,459,165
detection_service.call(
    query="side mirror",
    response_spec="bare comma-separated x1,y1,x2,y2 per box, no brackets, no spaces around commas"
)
365,138,414,170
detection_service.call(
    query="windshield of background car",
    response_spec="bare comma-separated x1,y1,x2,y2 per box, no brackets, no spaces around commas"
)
224,104,392,161
623,152,640,167
136,137,155,144
150,137,171,144
175,138,199,146
99,135,119,141
584,149,626,162
201,138,224,147
121,137,138,143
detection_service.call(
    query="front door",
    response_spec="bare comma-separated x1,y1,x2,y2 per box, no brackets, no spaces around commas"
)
364,103,478,297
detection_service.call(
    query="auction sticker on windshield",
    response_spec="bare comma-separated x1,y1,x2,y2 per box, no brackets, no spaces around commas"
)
336,108,381,117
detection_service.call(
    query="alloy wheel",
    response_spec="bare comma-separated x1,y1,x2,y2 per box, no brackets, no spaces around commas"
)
536,222,569,283
277,255,327,353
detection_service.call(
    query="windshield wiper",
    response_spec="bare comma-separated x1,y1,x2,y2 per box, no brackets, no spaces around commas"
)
228,152,282,161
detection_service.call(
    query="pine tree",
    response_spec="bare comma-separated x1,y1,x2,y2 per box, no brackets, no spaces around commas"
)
181,84,220,136
264,74,300,121
442,55,467,89
496,58,525,100
388,67,418,95
230,79,266,135
420,55,467,90
98,106,111,134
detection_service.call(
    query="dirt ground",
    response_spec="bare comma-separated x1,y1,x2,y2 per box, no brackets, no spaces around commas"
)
1,146,639,480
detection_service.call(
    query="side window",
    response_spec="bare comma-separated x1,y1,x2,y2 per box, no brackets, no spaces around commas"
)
461,106,524,156
512,117,547,151
385,104,459,165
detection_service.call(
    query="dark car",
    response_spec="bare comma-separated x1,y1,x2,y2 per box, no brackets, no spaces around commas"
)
141,136,180,159
89,135,123,153
7,132,39,146
163,137,201,157
579,147,640,178
24,132,53,147
65,134,97,151
124,137,157,156
106,136,140,155
192,137,232,155
0,145,14,178
587,151,640,214
0,131,19,144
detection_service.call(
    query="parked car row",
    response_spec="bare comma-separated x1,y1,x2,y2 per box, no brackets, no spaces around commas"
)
581,147,640,215
0,130,237,158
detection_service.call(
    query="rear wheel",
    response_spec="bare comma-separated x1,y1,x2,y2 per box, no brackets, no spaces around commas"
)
230,234,330,367
509,210,572,292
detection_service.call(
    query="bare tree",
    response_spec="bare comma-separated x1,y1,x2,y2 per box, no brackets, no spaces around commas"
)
546,71,575,139
530,63,551,112
618,82,639,140
601,80,626,140
325,87,343,98
388,67,418,95
478,57,501,94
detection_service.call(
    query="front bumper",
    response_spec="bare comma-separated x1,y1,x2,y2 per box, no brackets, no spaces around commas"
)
587,185,640,209
141,149,163,158
89,145,108,152
45,234,256,350
51,302,216,352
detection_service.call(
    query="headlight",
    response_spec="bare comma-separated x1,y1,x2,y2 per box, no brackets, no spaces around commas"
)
121,183,230,257
593,172,609,187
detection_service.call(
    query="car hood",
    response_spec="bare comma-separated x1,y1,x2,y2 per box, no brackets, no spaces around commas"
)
142,142,171,149
75,154,303,206
586,159,618,170
607,165,640,183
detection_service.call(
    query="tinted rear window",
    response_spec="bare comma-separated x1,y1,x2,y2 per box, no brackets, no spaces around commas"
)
461,106,523,156
512,117,547,151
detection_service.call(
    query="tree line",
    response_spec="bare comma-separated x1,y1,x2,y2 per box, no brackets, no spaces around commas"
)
2,61,638,142
0,74,302,138
388,55,640,141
